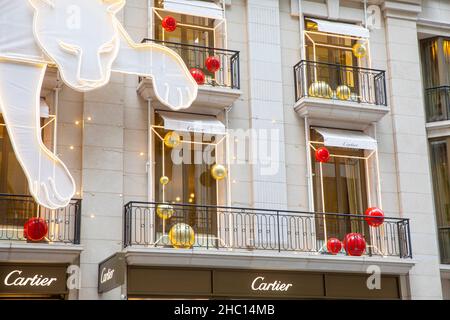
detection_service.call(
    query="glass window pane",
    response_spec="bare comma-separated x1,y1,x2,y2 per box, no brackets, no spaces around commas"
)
429,138,450,263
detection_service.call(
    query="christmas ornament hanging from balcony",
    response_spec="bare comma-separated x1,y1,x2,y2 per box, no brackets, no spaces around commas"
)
315,147,330,163
162,16,177,32
327,238,342,255
156,204,175,220
205,56,221,73
336,85,351,100
169,223,195,249
365,207,385,227
164,131,181,148
211,164,227,180
160,175,170,185
352,43,367,59
308,81,333,98
343,233,366,256
24,217,48,242
190,68,205,85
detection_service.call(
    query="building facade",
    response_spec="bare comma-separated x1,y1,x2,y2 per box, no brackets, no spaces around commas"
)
0,0,449,300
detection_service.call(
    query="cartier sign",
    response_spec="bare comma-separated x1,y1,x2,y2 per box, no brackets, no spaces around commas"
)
98,253,125,293
251,276,293,292
0,264,67,295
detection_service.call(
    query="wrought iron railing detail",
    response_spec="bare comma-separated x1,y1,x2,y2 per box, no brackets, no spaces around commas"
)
294,60,387,106
142,39,240,89
424,86,450,122
124,202,412,259
0,194,81,244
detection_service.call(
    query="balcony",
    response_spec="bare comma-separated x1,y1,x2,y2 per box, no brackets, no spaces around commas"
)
294,60,389,129
0,194,82,262
138,39,242,115
124,202,412,259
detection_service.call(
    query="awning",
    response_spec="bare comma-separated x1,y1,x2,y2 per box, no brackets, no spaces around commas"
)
314,127,377,150
40,98,50,118
162,0,224,20
158,111,226,135
307,18,370,38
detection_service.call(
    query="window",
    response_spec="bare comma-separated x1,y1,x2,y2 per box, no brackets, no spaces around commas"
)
152,112,228,244
0,111,55,240
309,127,384,245
420,37,450,122
0,115,29,195
429,137,450,264
302,19,375,104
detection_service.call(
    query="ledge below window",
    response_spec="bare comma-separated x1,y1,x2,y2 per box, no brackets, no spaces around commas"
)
294,97,390,130
137,77,242,115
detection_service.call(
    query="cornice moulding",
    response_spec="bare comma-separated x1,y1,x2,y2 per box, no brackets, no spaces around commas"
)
382,1,422,21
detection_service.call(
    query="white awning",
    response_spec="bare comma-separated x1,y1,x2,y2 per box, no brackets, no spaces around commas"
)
307,18,370,38
40,98,50,118
158,111,226,135
162,0,224,20
314,127,377,150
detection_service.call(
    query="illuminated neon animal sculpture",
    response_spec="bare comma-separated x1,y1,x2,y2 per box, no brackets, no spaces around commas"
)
0,0,198,209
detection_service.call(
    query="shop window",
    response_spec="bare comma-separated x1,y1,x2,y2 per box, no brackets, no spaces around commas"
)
152,5,229,87
0,109,55,239
420,37,450,122
303,18,372,103
309,128,381,243
152,111,228,246
429,137,450,264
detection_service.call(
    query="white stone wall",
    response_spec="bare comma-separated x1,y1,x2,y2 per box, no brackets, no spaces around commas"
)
48,0,447,299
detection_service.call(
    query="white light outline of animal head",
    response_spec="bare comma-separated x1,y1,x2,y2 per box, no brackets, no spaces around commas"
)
0,62,76,210
28,0,125,92
28,0,198,111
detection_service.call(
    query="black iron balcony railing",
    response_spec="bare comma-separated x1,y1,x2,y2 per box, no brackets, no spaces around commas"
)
124,202,412,259
439,226,450,264
424,86,450,122
294,60,387,106
142,39,240,89
0,194,81,244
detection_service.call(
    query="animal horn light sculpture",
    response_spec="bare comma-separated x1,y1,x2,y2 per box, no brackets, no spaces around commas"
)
0,0,198,209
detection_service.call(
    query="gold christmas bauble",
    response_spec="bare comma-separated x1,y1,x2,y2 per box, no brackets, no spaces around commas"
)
164,131,181,148
160,176,170,185
168,223,195,249
308,81,333,98
156,204,175,220
352,43,367,58
211,164,227,181
336,85,351,100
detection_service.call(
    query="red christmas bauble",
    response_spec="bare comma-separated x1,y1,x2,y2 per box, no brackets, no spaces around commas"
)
24,217,48,242
327,238,342,255
315,147,330,163
343,233,366,256
365,207,385,227
190,68,205,85
162,16,177,32
205,56,221,73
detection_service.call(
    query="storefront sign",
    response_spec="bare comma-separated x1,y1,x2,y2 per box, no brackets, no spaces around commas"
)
250,276,293,292
98,253,126,293
213,270,324,298
0,264,67,295
126,267,401,299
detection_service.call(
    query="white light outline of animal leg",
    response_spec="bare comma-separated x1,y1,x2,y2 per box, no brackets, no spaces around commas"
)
28,0,124,93
0,61,76,210
111,20,199,111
